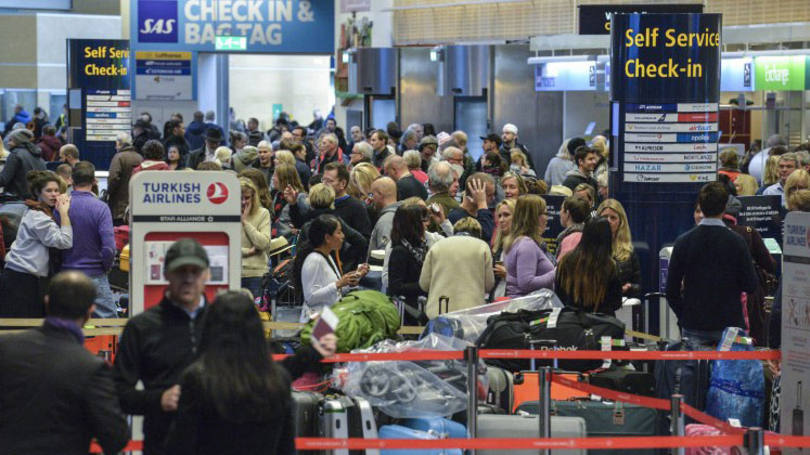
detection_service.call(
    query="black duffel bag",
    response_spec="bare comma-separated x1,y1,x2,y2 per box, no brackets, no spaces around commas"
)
476,306,625,372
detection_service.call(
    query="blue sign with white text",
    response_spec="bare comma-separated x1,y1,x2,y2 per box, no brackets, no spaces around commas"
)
132,0,334,53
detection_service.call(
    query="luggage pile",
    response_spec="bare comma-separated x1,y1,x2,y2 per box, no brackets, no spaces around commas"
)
285,293,769,454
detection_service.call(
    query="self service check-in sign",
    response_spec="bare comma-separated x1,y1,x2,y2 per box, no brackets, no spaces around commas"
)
611,13,721,184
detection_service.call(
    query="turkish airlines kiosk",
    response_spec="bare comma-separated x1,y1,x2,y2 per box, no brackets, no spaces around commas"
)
129,171,242,315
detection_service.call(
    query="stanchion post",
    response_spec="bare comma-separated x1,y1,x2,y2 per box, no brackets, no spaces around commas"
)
539,366,552,455
745,427,764,455
465,346,479,455
671,394,685,455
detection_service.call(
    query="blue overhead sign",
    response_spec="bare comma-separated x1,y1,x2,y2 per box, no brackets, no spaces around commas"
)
132,0,334,53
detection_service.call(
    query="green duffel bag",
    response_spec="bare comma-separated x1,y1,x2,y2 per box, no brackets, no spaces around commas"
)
301,290,401,352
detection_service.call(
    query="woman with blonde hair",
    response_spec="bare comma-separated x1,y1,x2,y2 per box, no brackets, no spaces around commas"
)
271,163,307,240
491,198,516,300
215,146,233,170
500,171,528,200
238,168,272,211
509,149,536,178
239,177,272,300
761,155,781,188
504,195,555,297
597,198,641,298
784,169,810,208
348,162,380,221
274,149,296,167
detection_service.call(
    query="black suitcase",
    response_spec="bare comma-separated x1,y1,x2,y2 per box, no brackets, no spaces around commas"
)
292,391,323,455
653,338,713,413
320,394,380,455
589,368,655,397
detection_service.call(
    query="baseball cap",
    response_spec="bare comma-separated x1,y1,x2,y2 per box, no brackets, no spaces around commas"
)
480,133,502,146
164,238,210,274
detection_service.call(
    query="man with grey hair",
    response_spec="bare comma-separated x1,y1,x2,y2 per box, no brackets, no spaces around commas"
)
763,152,799,206
406,123,424,141
426,161,461,216
349,141,373,168
315,133,347,174
399,128,420,155
0,129,46,200
348,125,365,154
749,134,788,184
795,150,810,172
108,131,144,224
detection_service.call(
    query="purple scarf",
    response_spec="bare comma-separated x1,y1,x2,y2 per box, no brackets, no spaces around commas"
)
44,317,84,344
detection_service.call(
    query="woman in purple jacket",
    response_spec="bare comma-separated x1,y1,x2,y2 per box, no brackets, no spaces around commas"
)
504,194,556,297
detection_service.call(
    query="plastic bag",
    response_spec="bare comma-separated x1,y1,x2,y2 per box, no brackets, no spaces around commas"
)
420,289,562,344
333,334,488,418
704,327,765,427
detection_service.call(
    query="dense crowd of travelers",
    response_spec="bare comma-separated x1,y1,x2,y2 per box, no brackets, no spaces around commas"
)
0,104,808,454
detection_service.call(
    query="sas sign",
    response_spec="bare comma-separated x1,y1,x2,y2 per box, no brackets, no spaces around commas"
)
138,0,178,43
133,0,334,54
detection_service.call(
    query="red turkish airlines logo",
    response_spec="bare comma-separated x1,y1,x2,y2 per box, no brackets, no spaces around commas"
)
206,182,228,204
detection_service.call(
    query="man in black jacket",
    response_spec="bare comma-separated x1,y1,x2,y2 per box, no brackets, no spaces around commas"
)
113,238,212,455
0,128,46,199
322,162,372,237
186,127,223,170
562,145,600,194
665,182,758,344
0,271,129,455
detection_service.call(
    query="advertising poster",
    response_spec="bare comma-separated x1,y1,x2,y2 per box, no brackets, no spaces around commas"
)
542,195,565,256
781,211,810,453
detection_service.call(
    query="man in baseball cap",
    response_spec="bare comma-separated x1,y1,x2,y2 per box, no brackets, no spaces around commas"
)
114,237,210,455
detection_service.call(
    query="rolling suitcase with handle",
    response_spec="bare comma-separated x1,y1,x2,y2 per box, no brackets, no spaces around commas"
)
476,414,587,455
292,391,323,455
320,395,380,455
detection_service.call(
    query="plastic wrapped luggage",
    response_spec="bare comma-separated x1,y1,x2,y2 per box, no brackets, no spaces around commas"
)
400,417,466,438
378,424,463,455
517,400,660,455
320,395,380,455
704,328,765,428
476,414,587,455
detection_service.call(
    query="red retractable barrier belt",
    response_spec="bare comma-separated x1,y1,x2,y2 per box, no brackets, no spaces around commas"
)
272,349,780,363
764,435,810,448
90,441,143,453
295,435,744,451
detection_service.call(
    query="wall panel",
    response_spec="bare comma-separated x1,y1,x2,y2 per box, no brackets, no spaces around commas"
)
493,44,563,174
399,47,453,137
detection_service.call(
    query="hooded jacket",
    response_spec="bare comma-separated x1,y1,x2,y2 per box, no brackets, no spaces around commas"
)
132,160,169,175
35,135,62,161
107,145,144,222
184,120,207,151
561,167,599,193
232,147,258,173
368,202,401,254
0,143,46,199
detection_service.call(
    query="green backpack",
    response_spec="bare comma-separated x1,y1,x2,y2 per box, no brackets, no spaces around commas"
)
301,290,401,353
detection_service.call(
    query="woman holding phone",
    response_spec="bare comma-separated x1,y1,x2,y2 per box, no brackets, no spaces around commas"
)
295,214,368,322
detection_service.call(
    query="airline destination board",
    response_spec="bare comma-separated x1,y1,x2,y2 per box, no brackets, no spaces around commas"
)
85,89,131,142
622,102,718,183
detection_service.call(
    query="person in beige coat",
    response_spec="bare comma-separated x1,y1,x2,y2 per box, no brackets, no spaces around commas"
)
240,177,272,301
419,217,495,318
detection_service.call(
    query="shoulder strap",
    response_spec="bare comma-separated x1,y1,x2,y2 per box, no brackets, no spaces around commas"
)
314,250,340,278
